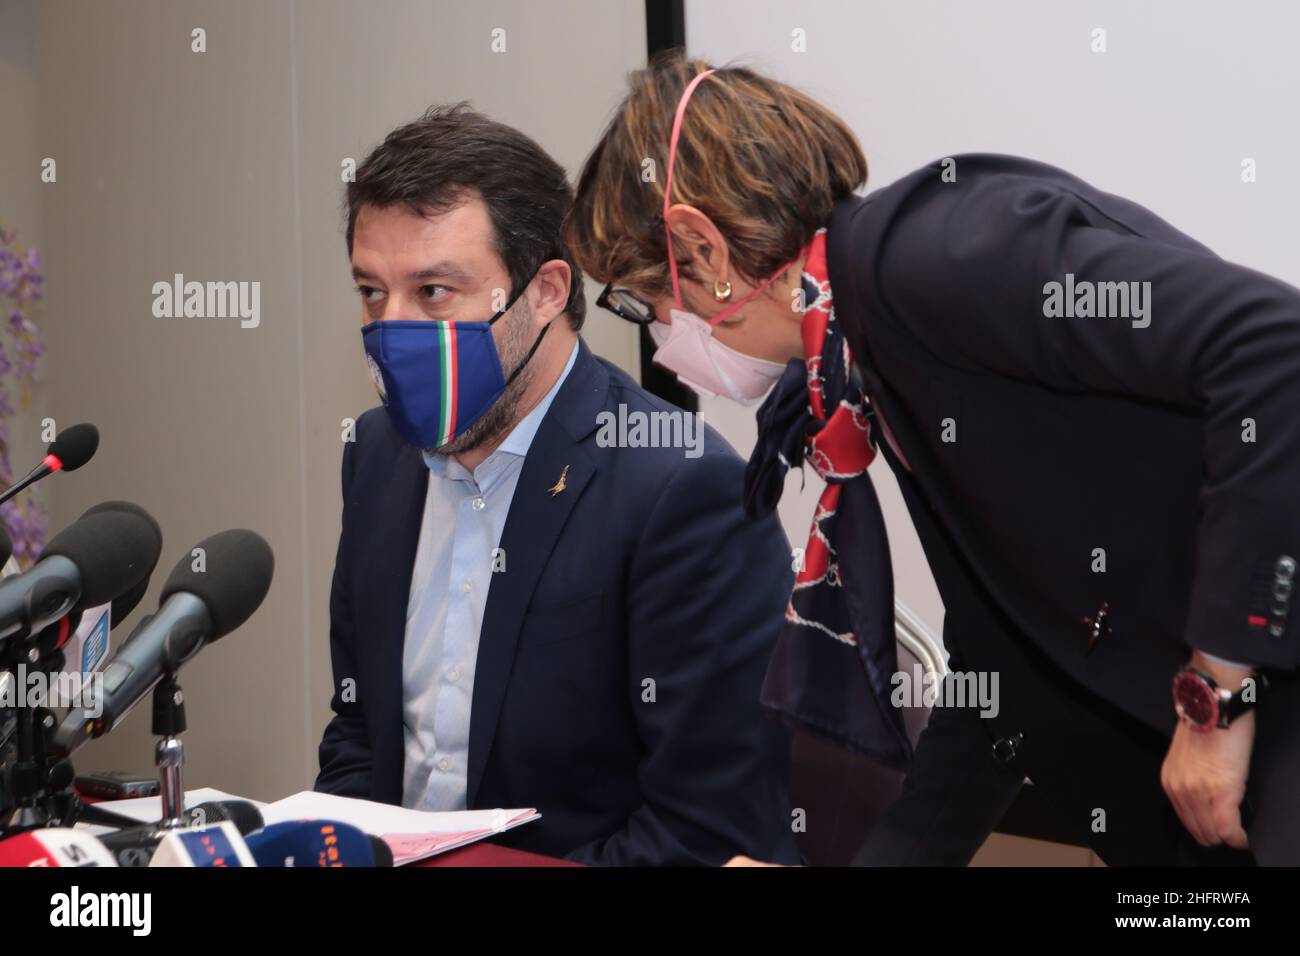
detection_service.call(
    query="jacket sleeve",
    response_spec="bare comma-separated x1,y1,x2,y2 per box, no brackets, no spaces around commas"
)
871,169,1300,669
563,449,800,866
314,430,374,797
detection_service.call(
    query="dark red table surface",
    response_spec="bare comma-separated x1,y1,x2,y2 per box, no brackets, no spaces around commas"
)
414,842,581,867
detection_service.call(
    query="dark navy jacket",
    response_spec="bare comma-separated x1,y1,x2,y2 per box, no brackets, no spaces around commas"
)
316,340,800,865
829,154,1300,861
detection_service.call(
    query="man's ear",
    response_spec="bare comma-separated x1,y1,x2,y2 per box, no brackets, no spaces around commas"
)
530,259,572,326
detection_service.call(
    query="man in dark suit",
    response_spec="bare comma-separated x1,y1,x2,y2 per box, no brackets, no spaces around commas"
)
314,105,798,866
832,154,1300,865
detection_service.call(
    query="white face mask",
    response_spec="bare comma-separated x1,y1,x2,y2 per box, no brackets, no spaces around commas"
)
648,309,787,405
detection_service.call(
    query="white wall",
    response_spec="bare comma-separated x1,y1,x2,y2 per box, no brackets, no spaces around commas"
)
686,0,1300,647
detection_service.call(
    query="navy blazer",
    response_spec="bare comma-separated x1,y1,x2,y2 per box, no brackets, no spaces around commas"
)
316,340,800,865
827,154,1300,860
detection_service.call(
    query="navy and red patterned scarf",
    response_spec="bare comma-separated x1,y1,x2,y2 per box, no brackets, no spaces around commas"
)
744,229,912,769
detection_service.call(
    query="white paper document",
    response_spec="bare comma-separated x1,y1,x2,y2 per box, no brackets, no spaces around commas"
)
87,787,539,865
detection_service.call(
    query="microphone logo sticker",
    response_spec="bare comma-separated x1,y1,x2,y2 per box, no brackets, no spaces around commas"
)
79,607,111,672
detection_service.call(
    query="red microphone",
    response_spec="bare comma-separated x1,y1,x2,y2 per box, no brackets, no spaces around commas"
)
0,423,99,509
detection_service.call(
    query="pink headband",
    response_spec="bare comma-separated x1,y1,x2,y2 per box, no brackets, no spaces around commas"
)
663,69,803,325
664,69,716,312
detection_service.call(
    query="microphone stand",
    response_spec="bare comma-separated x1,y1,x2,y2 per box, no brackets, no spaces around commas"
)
29,676,192,847
0,635,48,833
1,706,45,833
1,644,94,834
152,672,187,829
15,670,197,834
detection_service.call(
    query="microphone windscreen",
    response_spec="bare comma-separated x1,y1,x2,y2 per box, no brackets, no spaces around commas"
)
245,820,376,867
190,800,264,836
78,501,162,624
43,510,162,610
80,500,162,554
367,835,394,867
103,577,149,626
48,423,100,472
0,829,117,867
160,529,273,640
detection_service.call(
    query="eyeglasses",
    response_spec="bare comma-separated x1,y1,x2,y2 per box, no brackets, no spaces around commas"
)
597,283,657,326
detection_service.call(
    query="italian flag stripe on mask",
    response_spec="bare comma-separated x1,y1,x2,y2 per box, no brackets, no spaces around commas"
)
439,321,458,446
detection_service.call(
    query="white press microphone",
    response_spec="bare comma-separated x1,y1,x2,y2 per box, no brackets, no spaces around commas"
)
148,821,256,867
0,828,117,867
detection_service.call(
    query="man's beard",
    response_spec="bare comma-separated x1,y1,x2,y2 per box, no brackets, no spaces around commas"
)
432,299,540,458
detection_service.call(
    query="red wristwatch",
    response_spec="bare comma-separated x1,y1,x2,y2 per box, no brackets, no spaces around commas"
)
1172,667,1262,731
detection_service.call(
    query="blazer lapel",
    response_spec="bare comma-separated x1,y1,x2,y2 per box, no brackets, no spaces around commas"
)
466,341,608,806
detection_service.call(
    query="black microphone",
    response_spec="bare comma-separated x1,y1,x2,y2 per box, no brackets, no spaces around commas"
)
182,799,264,834
51,529,274,754
0,423,99,509
76,795,265,833
78,500,163,624
0,523,13,571
26,502,163,663
368,835,395,867
96,799,265,866
0,508,160,649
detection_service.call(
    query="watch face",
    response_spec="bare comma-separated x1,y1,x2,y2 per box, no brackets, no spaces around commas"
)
1173,671,1219,729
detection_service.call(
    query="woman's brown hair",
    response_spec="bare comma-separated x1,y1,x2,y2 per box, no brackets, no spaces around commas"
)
564,50,868,300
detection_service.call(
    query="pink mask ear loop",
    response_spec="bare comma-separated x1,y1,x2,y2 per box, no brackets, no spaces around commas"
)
708,251,805,325
664,69,717,312
664,69,804,327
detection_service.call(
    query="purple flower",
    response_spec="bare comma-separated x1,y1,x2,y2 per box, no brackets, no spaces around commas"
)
0,226,46,564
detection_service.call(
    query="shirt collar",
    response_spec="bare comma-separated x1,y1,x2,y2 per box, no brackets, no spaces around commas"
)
423,339,580,483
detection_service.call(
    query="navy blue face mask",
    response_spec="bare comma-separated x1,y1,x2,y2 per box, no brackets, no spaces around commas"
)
361,285,548,450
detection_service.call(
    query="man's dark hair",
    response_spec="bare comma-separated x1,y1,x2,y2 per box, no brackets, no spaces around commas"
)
345,103,586,330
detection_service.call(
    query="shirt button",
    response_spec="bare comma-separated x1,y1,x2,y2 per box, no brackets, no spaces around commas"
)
472,497,486,511
460,579,473,594
447,667,461,682
437,757,451,772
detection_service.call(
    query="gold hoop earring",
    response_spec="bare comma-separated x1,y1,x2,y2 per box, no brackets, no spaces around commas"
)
713,279,733,302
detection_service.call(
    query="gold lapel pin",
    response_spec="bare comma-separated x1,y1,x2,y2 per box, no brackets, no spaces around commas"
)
1083,601,1112,654
548,464,570,497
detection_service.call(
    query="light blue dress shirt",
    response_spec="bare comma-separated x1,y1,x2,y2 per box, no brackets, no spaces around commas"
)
401,341,579,811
